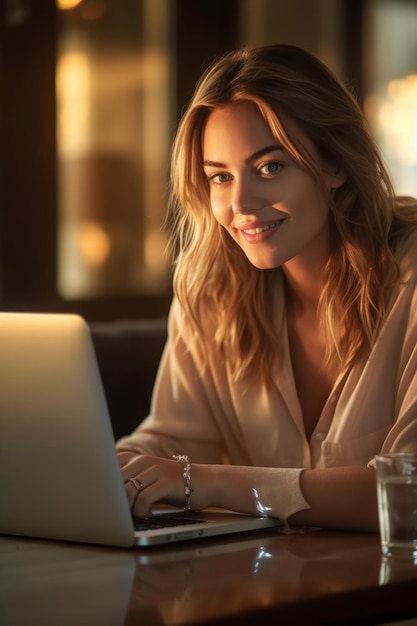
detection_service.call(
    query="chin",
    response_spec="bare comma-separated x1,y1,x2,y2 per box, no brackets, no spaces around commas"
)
246,256,282,270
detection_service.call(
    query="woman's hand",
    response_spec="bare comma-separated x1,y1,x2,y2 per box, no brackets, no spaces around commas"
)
117,451,283,519
117,452,247,517
118,451,190,517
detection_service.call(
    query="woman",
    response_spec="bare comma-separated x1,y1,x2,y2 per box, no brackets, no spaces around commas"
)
117,44,417,531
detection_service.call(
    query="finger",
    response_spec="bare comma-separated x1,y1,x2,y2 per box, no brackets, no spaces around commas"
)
124,463,162,509
131,466,186,517
131,481,164,518
119,455,150,482
120,454,168,482
117,450,140,468
126,475,146,509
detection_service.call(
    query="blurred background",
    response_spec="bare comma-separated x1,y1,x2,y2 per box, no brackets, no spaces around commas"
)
1,0,416,321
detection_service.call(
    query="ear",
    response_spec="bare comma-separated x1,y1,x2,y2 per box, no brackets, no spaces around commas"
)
330,170,347,189
325,164,347,190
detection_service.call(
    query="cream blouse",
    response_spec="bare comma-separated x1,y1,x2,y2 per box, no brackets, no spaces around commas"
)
117,230,417,473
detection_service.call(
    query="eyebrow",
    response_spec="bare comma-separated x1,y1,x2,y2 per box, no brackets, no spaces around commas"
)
203,144,284,169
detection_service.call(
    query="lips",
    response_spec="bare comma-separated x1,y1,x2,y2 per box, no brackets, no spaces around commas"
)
242,219,285,235
235,218,286,245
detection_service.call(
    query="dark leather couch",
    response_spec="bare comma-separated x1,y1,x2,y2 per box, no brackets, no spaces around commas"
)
90,318,167,440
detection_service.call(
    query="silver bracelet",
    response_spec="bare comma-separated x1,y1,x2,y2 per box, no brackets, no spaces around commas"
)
172,454,193,511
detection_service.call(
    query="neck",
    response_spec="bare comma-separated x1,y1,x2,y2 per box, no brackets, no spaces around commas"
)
282,259,326,316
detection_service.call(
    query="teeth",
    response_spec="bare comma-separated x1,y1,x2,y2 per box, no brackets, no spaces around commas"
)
244,220,282,235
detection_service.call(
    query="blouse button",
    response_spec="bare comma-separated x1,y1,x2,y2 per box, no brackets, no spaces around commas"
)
315,432,325,442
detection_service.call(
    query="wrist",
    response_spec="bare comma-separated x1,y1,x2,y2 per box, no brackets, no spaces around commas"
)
191,464,252,513
188,463,216,511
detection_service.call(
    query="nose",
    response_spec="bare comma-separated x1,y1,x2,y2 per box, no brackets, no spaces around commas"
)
231,176,264,214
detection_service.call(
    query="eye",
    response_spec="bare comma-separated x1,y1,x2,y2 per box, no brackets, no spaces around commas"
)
259,161,283,176
207,172,232,184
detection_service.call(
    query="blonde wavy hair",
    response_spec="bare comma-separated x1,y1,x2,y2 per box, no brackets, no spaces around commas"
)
168,44,417,382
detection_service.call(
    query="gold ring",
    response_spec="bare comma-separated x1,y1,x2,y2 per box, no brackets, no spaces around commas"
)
129,477,144,492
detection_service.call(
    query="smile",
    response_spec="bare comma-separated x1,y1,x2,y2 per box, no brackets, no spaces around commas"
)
242,219,285,235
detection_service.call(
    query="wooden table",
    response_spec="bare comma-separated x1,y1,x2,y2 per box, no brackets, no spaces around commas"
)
1,528,417,625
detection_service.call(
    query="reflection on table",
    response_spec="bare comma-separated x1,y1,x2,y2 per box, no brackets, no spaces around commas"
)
1,527,417,626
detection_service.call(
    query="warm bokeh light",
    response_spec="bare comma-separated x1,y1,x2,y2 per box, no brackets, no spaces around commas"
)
365,73,417,196
144,228,169,276
57,0,83,10
56,52,91,158
377,74,417,166
78,221,111,268
364,0,417,196
57,0,172,298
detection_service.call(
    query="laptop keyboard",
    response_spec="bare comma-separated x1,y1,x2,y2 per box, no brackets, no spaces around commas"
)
134,515,206,532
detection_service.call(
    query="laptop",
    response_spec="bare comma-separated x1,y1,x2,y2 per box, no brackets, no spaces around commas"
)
0,313,282,547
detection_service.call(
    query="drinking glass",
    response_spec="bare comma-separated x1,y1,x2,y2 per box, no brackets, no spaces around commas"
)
375,453,417,558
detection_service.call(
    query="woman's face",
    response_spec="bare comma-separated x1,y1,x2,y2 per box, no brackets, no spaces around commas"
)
202,102,343,272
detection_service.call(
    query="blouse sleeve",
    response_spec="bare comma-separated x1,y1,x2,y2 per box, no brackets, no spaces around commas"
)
116,299,229,463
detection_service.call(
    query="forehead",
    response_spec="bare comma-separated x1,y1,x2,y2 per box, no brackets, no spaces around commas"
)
202,102,316,163
202,103,276,157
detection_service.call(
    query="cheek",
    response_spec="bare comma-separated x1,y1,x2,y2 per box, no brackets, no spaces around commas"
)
288,177,330,221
